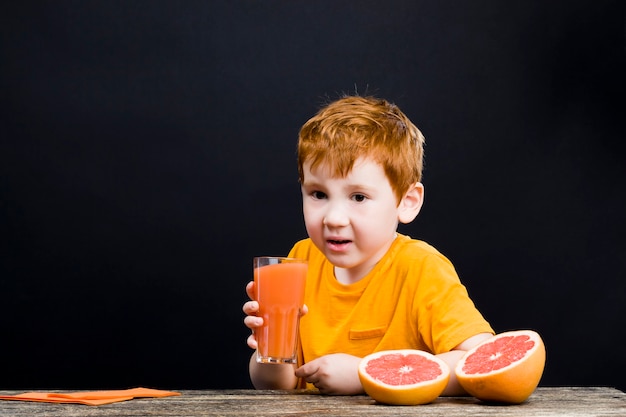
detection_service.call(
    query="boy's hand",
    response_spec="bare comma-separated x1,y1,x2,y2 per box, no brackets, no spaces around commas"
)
295,353,364,395
243,281,308,350
243,281,262,349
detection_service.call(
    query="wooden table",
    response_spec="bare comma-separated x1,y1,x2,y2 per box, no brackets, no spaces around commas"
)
0,387,624,416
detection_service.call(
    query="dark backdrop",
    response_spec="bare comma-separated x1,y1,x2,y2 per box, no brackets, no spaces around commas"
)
2,1,624,391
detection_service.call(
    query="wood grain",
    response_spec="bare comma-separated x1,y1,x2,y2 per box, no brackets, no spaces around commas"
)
0,387,624,416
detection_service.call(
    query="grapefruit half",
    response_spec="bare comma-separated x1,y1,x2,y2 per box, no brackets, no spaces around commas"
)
455,330,546,404
358,349,450,405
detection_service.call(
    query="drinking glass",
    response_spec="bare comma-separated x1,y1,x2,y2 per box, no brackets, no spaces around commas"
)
253,256,307,364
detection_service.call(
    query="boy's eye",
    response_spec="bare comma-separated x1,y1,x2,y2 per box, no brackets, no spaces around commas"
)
311,191,327,200
351,194,367,202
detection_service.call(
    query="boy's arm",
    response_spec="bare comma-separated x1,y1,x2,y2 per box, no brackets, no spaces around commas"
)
436,333,493,396
249,353,299,390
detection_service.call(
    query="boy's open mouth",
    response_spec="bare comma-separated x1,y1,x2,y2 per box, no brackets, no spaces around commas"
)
327,239,352,251
328,239,351,244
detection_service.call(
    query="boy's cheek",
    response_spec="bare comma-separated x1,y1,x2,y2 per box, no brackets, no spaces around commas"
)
302,206,319,225
304,221,320,239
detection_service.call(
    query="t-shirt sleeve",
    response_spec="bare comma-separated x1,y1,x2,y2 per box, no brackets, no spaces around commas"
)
413,252,494,353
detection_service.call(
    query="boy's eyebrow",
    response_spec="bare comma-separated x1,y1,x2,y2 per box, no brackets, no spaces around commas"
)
302,180,377,194
346,183,378,193
300,180,320,188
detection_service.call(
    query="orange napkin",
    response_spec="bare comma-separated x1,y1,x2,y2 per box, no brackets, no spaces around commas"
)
0,387,181,406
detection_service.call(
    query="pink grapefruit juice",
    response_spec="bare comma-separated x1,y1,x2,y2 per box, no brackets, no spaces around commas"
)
254,260,307,363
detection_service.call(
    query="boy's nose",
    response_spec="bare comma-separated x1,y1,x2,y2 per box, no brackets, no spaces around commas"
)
323,204,350,227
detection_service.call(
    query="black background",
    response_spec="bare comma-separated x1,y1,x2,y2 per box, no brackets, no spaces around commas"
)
2,1,625,392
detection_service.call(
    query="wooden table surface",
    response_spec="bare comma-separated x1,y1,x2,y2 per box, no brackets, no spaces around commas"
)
0,387,624,416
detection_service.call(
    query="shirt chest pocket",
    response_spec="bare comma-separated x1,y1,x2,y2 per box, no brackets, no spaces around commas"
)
349,326,387,340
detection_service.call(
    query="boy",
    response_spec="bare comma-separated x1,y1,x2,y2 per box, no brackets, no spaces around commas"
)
243,95,494,395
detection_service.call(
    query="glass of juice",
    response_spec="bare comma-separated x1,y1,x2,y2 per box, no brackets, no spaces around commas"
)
253,256,307,364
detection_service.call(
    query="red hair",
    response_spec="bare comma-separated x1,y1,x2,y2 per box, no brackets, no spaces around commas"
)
297,95,425,202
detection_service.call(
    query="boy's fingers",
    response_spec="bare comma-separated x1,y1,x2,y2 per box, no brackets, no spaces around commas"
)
242,300,259,315
294,362,318,379
245,281,256,300
243,315,263,329
246,333,258,349
244,282,260,350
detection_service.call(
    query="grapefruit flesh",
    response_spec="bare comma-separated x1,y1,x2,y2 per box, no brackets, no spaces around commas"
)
455,330,546,404
358,349,450,405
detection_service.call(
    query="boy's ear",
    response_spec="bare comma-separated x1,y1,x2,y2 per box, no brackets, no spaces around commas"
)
398,182,424,224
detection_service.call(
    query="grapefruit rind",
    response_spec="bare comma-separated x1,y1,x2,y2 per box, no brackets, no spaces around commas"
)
455,330,546,404
358,349,450,405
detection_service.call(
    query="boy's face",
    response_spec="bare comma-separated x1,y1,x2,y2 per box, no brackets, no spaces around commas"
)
301,157,422,282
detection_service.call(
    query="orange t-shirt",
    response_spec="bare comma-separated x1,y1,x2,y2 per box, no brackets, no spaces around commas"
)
288,234,493,371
